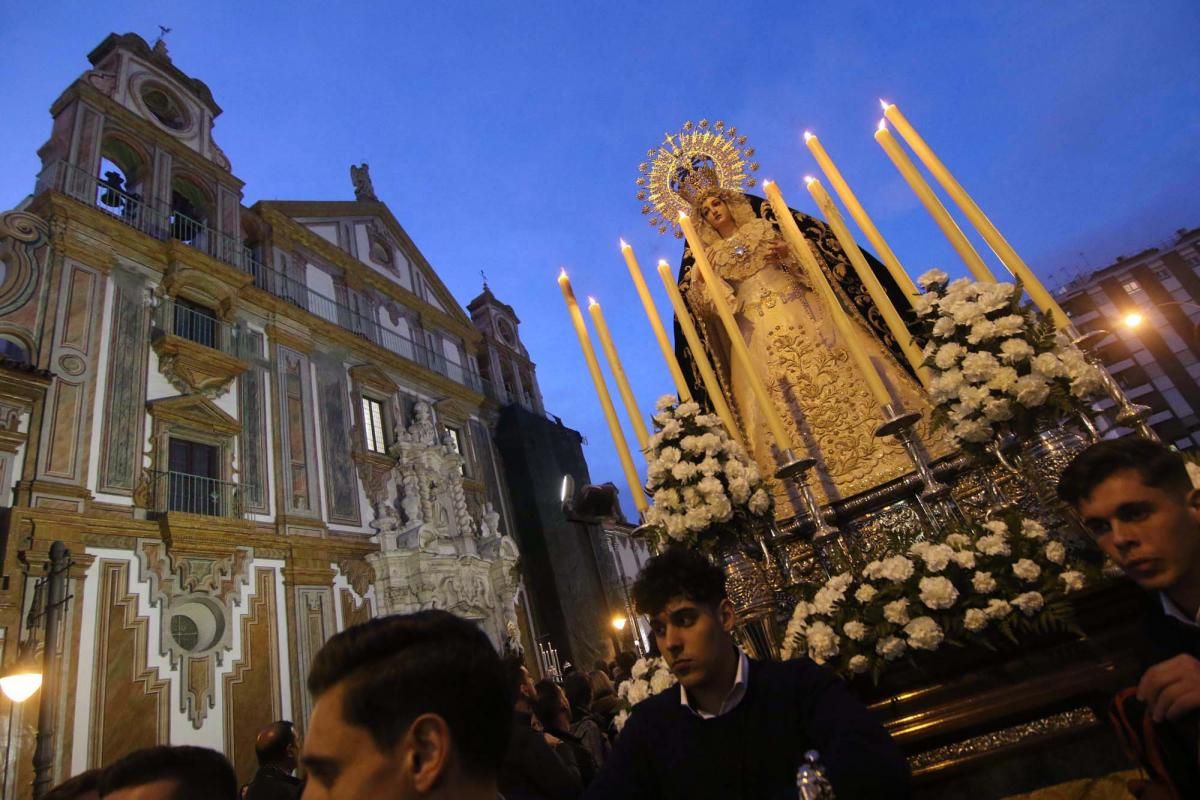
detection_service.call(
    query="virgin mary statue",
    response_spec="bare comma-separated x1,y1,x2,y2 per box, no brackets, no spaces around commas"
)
638,121,947,517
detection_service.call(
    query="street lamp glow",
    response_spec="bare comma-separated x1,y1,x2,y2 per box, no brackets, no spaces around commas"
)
1122,311,1145,330
611,614,627,632
0,670,42,702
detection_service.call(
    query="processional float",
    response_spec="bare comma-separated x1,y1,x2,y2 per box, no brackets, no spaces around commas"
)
557,103,1155,793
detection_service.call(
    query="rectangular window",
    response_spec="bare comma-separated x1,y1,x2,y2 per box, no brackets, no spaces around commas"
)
1122,279,1141,294
445,426,466,476
363,397,387,454
166,437,221,515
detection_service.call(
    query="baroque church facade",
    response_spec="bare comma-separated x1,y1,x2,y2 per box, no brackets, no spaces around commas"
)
0,32,538,793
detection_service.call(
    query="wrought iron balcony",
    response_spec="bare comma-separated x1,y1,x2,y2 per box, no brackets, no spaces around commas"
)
145,470,246,518
35,161,498,400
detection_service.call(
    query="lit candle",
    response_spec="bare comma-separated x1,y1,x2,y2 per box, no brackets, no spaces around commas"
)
804,131,920,299
805,176,932,387
558,269,648,512
588,296,650,449
620,239,693,402
874,120,997,284
656,259,743,445
678,212,794,453
881,101,1071,330
762,181,894,408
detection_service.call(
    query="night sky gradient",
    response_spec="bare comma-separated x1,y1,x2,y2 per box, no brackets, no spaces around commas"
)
2,1,1198,518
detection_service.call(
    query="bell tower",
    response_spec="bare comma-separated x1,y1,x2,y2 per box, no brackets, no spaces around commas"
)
468,282,545,413
35,31,244,253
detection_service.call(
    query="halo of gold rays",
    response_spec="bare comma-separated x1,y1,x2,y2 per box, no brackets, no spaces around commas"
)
636,119,760,238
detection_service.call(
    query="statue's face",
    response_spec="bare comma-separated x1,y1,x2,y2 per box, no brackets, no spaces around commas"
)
698,195,731,229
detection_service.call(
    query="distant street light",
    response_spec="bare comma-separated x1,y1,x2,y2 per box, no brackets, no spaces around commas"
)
1121,311,1144,330
0,659,42,703
611,614,627,632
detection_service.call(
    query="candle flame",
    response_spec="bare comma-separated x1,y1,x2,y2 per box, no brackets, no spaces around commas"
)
803,131,814,142
804,176,816,186
879,99,892,111
619,238,629,250
657,259,670,268
588,297,598,308
678,211,689,220
762,179,774,189
877,119,888,133
558,267,568,279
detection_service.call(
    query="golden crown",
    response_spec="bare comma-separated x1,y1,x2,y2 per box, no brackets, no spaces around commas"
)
636,120,759,238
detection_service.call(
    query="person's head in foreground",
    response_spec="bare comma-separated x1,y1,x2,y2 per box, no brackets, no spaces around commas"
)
302,610,511,800
632,546,737,700
1058,438,1200,610
255,719,300,772
97,746,236,800
44,769,101,800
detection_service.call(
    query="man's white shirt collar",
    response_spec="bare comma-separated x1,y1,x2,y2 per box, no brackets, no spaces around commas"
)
680,648,750,720
1160,593,1200,627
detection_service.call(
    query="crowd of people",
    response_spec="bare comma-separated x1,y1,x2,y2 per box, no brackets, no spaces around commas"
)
31,438,1200,798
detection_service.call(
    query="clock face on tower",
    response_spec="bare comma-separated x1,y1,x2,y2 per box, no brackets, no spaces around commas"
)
496,317,516,346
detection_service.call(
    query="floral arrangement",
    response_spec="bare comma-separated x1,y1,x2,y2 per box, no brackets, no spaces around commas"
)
614,656,678,732
912,270,1106,453
642,396,773,551
781,515,1099,683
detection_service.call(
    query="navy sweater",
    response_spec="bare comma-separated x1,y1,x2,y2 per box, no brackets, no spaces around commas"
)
584,657,910,800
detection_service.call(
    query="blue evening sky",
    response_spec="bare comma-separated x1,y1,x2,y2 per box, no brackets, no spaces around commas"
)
3,2,1198,519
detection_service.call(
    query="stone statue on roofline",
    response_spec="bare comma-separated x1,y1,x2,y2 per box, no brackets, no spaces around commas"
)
350,163,378,202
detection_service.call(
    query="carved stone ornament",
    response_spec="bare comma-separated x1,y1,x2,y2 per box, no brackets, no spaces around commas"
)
350,163,378,202
136,539,255,728
367,401,522,647
151,332,248,397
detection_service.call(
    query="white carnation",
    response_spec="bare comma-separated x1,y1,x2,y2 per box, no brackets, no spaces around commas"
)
631,658,650,679
1044,541,1066,564
655,395,677,411
912,293,937,317
904,616,945,651
675,401,700,417
964,608,989,632
983,520,1009,536
951,550,977,569
946,533,971,549
1060,571,1085,593
1014,374,1051,407
935,343,968,370
1031,352,1067,378
918,576,959,609
625,680,650,705
1021,519,1048,540
748,488,771,515
999,338,1035,364
918,268,949,289
983,398,1014,422
919,544,955,573
954,418,993,443
613,709,630,732
993,314,1025,336
1012,591,1045,615
883,599,911,625
1012,558,1042,582
972,571,997,593
966,319,999,345
932,316,958,338
849,654,871,674
843,620,868,641
855,583,878,603
879,556,916,582
985,599,1013,619
986,366,1020,393
804,621,840,664
649,667,677,694
976,535,1011,557
876,636,907,660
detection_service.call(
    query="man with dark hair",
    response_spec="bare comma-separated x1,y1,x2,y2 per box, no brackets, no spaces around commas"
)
1058,438,1200,796
562,671,608,768
533,679,596,786
499,657,582,800
302,610,511,800
98,745,237,800
44,769,100,800
585,546,910,799
243,720,302,800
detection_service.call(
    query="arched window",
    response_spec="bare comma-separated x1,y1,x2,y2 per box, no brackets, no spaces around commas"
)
0,336,31,365
169,176,212,245
96,136,147,222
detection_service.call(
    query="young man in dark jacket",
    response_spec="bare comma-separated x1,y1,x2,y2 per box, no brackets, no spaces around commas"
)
585,546,910,799
499,659,582,800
